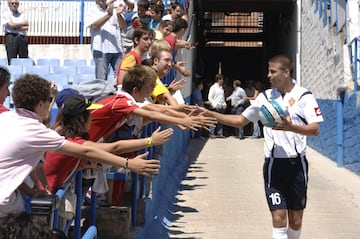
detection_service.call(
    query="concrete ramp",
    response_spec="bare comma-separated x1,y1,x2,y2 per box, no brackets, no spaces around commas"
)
169,137,360,239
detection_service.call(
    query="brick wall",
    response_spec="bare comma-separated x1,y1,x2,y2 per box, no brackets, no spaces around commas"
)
302,1,360,175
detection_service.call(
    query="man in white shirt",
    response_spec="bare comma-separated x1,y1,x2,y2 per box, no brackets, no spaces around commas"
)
1,0,29,65
207,73,227,138
226,79,247,139
86,0,126,82
203,54,324,239
161,2,183,21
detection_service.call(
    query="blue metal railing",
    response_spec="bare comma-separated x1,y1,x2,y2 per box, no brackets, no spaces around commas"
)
81,225,97,239
347,37,360,92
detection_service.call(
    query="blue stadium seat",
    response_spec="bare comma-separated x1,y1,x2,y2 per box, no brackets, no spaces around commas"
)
0,58,8,66
3,95,10,109
73,74,95,84
44,74,70,91
52,65,77,75
77,65,95,75
64,59,87,67
37,58,60,66
52,66,77,84
10,73,22,85
7,66,23,84
37,58,60,73
10,58,34,66
23,66,51,76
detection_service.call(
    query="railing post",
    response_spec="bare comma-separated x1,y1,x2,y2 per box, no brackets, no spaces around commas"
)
336,86,347,167
80,0,85,44
75,171,83,239
354,39,358,92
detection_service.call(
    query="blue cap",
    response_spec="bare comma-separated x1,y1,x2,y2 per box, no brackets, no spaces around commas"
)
56,88,79,108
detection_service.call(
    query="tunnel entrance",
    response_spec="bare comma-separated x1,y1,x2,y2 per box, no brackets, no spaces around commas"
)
194,0,297,91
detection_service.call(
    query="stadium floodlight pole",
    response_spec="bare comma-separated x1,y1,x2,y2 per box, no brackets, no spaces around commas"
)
80,0,85,44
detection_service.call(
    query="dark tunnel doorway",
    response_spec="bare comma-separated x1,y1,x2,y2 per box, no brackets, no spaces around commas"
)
193,0,297,94
192,0,297,136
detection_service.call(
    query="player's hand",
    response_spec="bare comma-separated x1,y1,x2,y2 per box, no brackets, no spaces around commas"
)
272,113,291,131
189,111,217,131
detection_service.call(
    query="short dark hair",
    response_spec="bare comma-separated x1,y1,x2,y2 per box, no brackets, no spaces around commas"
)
0,212,53,239
170,2,183,11
133,27,151,45
0,66,10,88
269,54,294,77
215,74,224,82
151,2,165,15
172,17,188,33
159,20,173,29
12,74,51,112
137,0,150,9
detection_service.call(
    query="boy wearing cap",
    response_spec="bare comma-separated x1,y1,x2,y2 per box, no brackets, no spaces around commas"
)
44,94,173,193
0,74,160,218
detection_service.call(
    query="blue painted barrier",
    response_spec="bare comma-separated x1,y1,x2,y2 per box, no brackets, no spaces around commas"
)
81,225,97,239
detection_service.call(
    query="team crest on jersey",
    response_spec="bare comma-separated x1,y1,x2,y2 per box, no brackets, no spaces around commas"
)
289,98,295,106
314,107,322,116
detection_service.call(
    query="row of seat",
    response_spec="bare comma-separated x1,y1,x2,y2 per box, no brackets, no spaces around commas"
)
7,65,96,79
0,58,93,67
3,72,98,110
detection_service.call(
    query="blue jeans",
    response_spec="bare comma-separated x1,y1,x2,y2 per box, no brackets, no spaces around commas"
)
231,105,244,137
252,120,261,137
93,50,123,81
210,107,225,136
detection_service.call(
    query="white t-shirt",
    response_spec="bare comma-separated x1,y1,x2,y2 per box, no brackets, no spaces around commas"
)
208,82,226,108
2,10,28,35
0,111,66,214
161,14,173,21
86,1,124,53
242,84,324,158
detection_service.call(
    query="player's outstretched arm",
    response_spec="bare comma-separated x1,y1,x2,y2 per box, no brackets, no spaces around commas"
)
197,106,250,129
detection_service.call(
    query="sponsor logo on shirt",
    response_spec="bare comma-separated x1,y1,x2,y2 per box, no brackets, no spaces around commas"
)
314,107,322,116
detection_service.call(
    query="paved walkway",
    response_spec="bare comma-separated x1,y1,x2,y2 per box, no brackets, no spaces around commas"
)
169,136,360,239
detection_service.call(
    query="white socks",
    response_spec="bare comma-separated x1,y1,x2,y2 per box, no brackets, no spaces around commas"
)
287,227,301,239
272,227,301,239
272,227,287,239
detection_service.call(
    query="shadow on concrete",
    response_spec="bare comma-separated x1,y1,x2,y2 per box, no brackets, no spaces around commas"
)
167,138,209,238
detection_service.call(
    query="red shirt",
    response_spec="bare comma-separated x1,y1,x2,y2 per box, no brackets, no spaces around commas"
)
115,51,142,85
164,34,176,51
44,137,86,193
0,105,9,113
89,94,139,142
